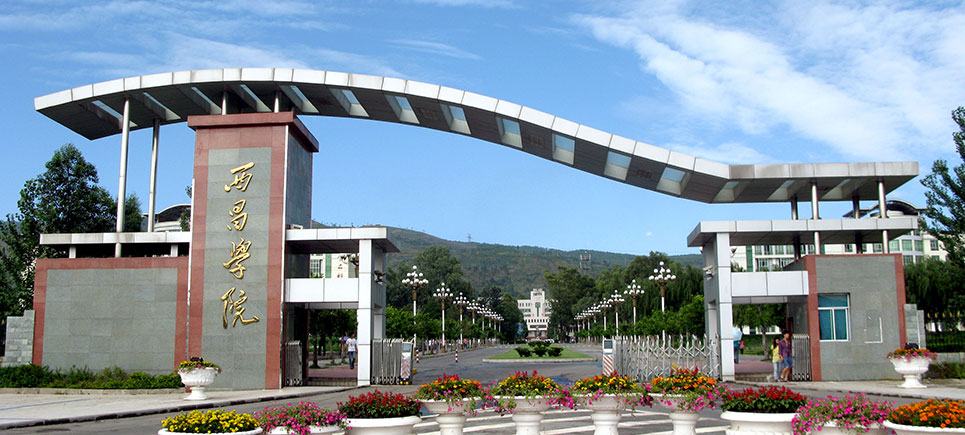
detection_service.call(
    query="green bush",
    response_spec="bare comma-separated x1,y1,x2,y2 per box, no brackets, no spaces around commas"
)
926,362,965,379
532,346,547,357
0,364,183,389
547,346,563,357
529,340,550,349
515,346,532,357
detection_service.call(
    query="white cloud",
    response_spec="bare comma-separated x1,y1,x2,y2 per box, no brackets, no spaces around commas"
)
388,40,481,60
666,142,771,165
573,1,965,162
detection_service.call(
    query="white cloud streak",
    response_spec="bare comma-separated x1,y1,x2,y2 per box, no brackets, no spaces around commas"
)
667,142,771,165
404,0,515,8
388,39,481,60
573,1,965,162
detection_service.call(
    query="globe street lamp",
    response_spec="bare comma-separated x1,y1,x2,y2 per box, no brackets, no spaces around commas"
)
648,261,676,313
454,293,469,348
611,291,625,336
401,265,428,354
433,283,453,351
625,279,644,324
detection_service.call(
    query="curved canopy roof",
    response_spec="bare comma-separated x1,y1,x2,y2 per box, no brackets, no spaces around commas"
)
34,68,917,204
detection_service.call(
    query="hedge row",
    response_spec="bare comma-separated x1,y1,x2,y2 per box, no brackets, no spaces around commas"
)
0,364,183,389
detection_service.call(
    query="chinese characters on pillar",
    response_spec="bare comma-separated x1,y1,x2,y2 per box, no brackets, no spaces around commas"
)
221,162,260,328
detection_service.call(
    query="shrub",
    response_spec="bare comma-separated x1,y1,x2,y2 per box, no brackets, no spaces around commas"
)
515,346,532,357
926,362,965,379
161,409,258,433
529,340,550,349
532,347,547,357
547,346,563,357
0,364,51,387
0,364,182,389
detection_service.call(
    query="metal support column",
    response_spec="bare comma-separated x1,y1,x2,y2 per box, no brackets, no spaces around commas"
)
147,119,160,232
274,91,281,113
879,180,889,253
221,91,228,115
811,182,821,253
115,98,131,258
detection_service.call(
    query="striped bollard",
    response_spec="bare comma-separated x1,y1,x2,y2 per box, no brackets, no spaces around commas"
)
455,349,459,363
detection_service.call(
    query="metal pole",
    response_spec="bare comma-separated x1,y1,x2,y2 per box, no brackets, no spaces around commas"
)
115,98,131,258
274,91,281,113
615,305,620,336
221,91,228,115
147,119,160,232
441,301,446,351
459,308,463,349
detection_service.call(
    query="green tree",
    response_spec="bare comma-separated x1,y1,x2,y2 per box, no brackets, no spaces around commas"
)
496,292,524,342
0,144,136,321
545,266,596,339
309,309,356,366
921,107,965,274
385,306,415,338
905,257,961,313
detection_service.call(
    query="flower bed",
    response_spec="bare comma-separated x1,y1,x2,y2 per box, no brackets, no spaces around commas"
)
888,399,965,428
572,372,652,408
255,401,346,434
792,393,891,435
338,390,421,419
177,360,223,373
487,370,574,412
648,367,724,412
887,348,938,361
161,409,259,434
722,386,807,413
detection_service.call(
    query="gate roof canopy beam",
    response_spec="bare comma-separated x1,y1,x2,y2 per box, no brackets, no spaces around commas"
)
35,68,918,204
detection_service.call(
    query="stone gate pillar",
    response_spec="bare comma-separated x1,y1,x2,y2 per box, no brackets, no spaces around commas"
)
187,112,317,390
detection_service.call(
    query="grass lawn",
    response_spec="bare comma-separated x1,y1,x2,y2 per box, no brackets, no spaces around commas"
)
488,347,593,360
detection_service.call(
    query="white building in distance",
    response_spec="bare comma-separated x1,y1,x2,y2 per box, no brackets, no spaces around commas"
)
518,288,551,339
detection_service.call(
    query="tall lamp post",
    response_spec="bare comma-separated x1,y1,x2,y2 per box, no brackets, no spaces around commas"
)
401,265,428,353
454,293,468,348
611,291,625,337
625,279,644,324
433,283,453,352
648,261,676,313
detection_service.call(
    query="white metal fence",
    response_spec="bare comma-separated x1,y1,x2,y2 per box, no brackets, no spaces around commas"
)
613,335,720,380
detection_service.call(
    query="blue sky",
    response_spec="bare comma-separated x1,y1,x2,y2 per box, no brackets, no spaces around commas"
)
1,0,963,256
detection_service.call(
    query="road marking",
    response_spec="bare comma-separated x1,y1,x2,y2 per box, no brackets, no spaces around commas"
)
0,397,89,412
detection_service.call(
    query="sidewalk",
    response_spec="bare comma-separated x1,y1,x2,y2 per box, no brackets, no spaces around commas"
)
0,386,352,429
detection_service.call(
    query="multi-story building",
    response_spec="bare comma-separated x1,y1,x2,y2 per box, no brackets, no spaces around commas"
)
517,288,552,339
733,199,947,271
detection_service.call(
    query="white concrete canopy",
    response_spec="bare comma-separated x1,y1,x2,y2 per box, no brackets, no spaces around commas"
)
35,68,917,204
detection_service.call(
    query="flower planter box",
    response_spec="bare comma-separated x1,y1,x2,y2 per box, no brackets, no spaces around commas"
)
159,429,262,435
889,357,931,389
580,394,628,435
265,426,339,434
720,411,796,435
493,396,551,435
177,367,218,401
421,398,478,435
345,415,421,435
885,421,965,435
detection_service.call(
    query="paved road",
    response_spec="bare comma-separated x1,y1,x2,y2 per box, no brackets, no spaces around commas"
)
1,344,918,434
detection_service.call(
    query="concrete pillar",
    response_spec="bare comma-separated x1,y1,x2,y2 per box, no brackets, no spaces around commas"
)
147,119,160,232
703,233,735,380
811,182,821,253
356,240,374,386
853,196,864,253
115,98,131,258
372,246,386,341
879,180,889,253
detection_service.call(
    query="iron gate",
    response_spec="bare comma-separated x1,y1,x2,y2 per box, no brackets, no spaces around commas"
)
791,333,811,381
284,340,303,386
613,334,720,381
371,338,404,385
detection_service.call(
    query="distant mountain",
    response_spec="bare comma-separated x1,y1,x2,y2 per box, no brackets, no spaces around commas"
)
312,222,701,297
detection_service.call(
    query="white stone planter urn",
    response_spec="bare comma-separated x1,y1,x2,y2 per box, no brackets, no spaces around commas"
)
720,411,796,435
885,421,965,435
177,367,219,401
421,398,478,435
345,415,421,435
889,357,932,389
580,394,629,435
653,394,702,435
159,429,262,435
495,396,552,435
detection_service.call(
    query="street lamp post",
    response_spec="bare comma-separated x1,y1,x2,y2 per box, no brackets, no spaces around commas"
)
611,291,625,336
401,265,428,354
625,279,644,324
454,293,468,349
433,283,453,352
648,261,677,313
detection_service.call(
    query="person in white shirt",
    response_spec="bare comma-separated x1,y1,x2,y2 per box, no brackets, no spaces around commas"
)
733,326,743,363
346,334,358,369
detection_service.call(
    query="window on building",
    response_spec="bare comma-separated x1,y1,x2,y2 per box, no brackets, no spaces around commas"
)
755,245,762,255
818,294,849,341
903,255,914,265
915,240,924,252
873,243,883,253
889,240,900,252
845,244,853,253
931,240,940,251
902,240,913,251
